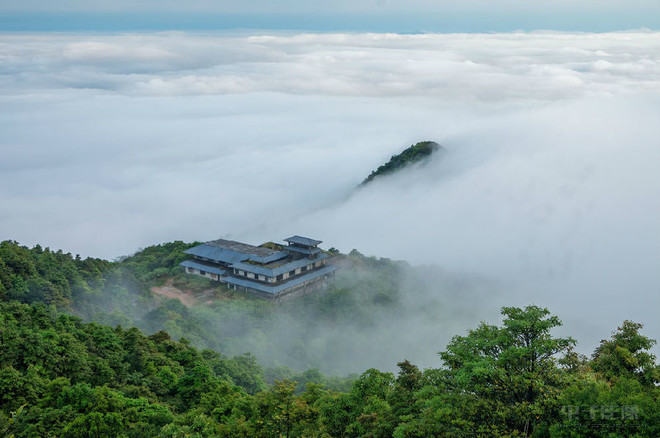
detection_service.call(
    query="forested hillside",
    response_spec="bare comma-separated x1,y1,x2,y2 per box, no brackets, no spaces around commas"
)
1,240,476,375
1,240,659,436
361,141,441,185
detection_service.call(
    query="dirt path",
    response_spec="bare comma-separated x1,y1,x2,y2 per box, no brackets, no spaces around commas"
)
151,279,198,307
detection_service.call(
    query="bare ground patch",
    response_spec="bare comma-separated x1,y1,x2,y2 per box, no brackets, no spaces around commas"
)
151,278,217,307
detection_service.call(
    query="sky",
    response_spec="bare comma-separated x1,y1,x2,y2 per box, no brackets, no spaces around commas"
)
1,0,659,32
1,5,659,360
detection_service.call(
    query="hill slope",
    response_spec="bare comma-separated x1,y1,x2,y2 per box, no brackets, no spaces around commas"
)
361,140,441,185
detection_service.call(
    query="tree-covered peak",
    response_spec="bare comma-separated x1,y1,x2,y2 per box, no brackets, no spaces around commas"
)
361,140,441,186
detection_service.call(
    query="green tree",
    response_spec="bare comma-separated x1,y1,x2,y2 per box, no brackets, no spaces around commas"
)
254,380,317,438
439,305,575,436
591,320,660,386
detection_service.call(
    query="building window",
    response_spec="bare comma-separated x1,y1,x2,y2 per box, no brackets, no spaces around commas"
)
289,270,295,276
276,274,283,281
200,270,206,275
301,266,307,272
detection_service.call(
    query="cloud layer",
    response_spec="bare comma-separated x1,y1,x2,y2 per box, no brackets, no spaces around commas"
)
1,31,659,359
2,32,658,98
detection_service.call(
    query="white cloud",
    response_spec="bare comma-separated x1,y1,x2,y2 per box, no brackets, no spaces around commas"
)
1,32,658,98
0,31,658,360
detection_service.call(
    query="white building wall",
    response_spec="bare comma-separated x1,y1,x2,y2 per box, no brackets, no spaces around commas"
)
186,267,220,281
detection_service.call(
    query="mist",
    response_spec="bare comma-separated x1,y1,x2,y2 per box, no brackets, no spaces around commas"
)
1,31,659,370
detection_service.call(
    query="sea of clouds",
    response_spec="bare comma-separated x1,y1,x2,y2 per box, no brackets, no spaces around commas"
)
1,31,658,356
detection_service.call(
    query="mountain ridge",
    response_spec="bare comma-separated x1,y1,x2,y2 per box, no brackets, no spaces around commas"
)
361,140,441,186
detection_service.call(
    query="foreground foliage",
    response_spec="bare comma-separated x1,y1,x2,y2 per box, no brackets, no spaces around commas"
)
1,299,659,437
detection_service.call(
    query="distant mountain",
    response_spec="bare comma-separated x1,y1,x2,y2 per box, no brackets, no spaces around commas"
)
361,140,441,186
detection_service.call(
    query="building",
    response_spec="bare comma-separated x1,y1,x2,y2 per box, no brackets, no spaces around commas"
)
179,235,339,301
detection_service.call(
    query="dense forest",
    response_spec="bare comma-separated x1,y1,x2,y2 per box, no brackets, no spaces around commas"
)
1,240,659,436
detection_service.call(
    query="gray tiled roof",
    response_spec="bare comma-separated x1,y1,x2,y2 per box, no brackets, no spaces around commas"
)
285,246,321,256
222,265,339,294
206,239,281,257
249,251,289,264
184,244,249,265
284,235,322,247
185,239,288,265
231,253,330,277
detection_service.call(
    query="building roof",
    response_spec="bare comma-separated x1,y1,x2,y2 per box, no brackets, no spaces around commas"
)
248,251,289,264
284,235,322,247
284,245,322,256
184,244,250,265
184,238,288,265
222,265,339,294
206,239,282,257
231,253,330,277
179,260,227,276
